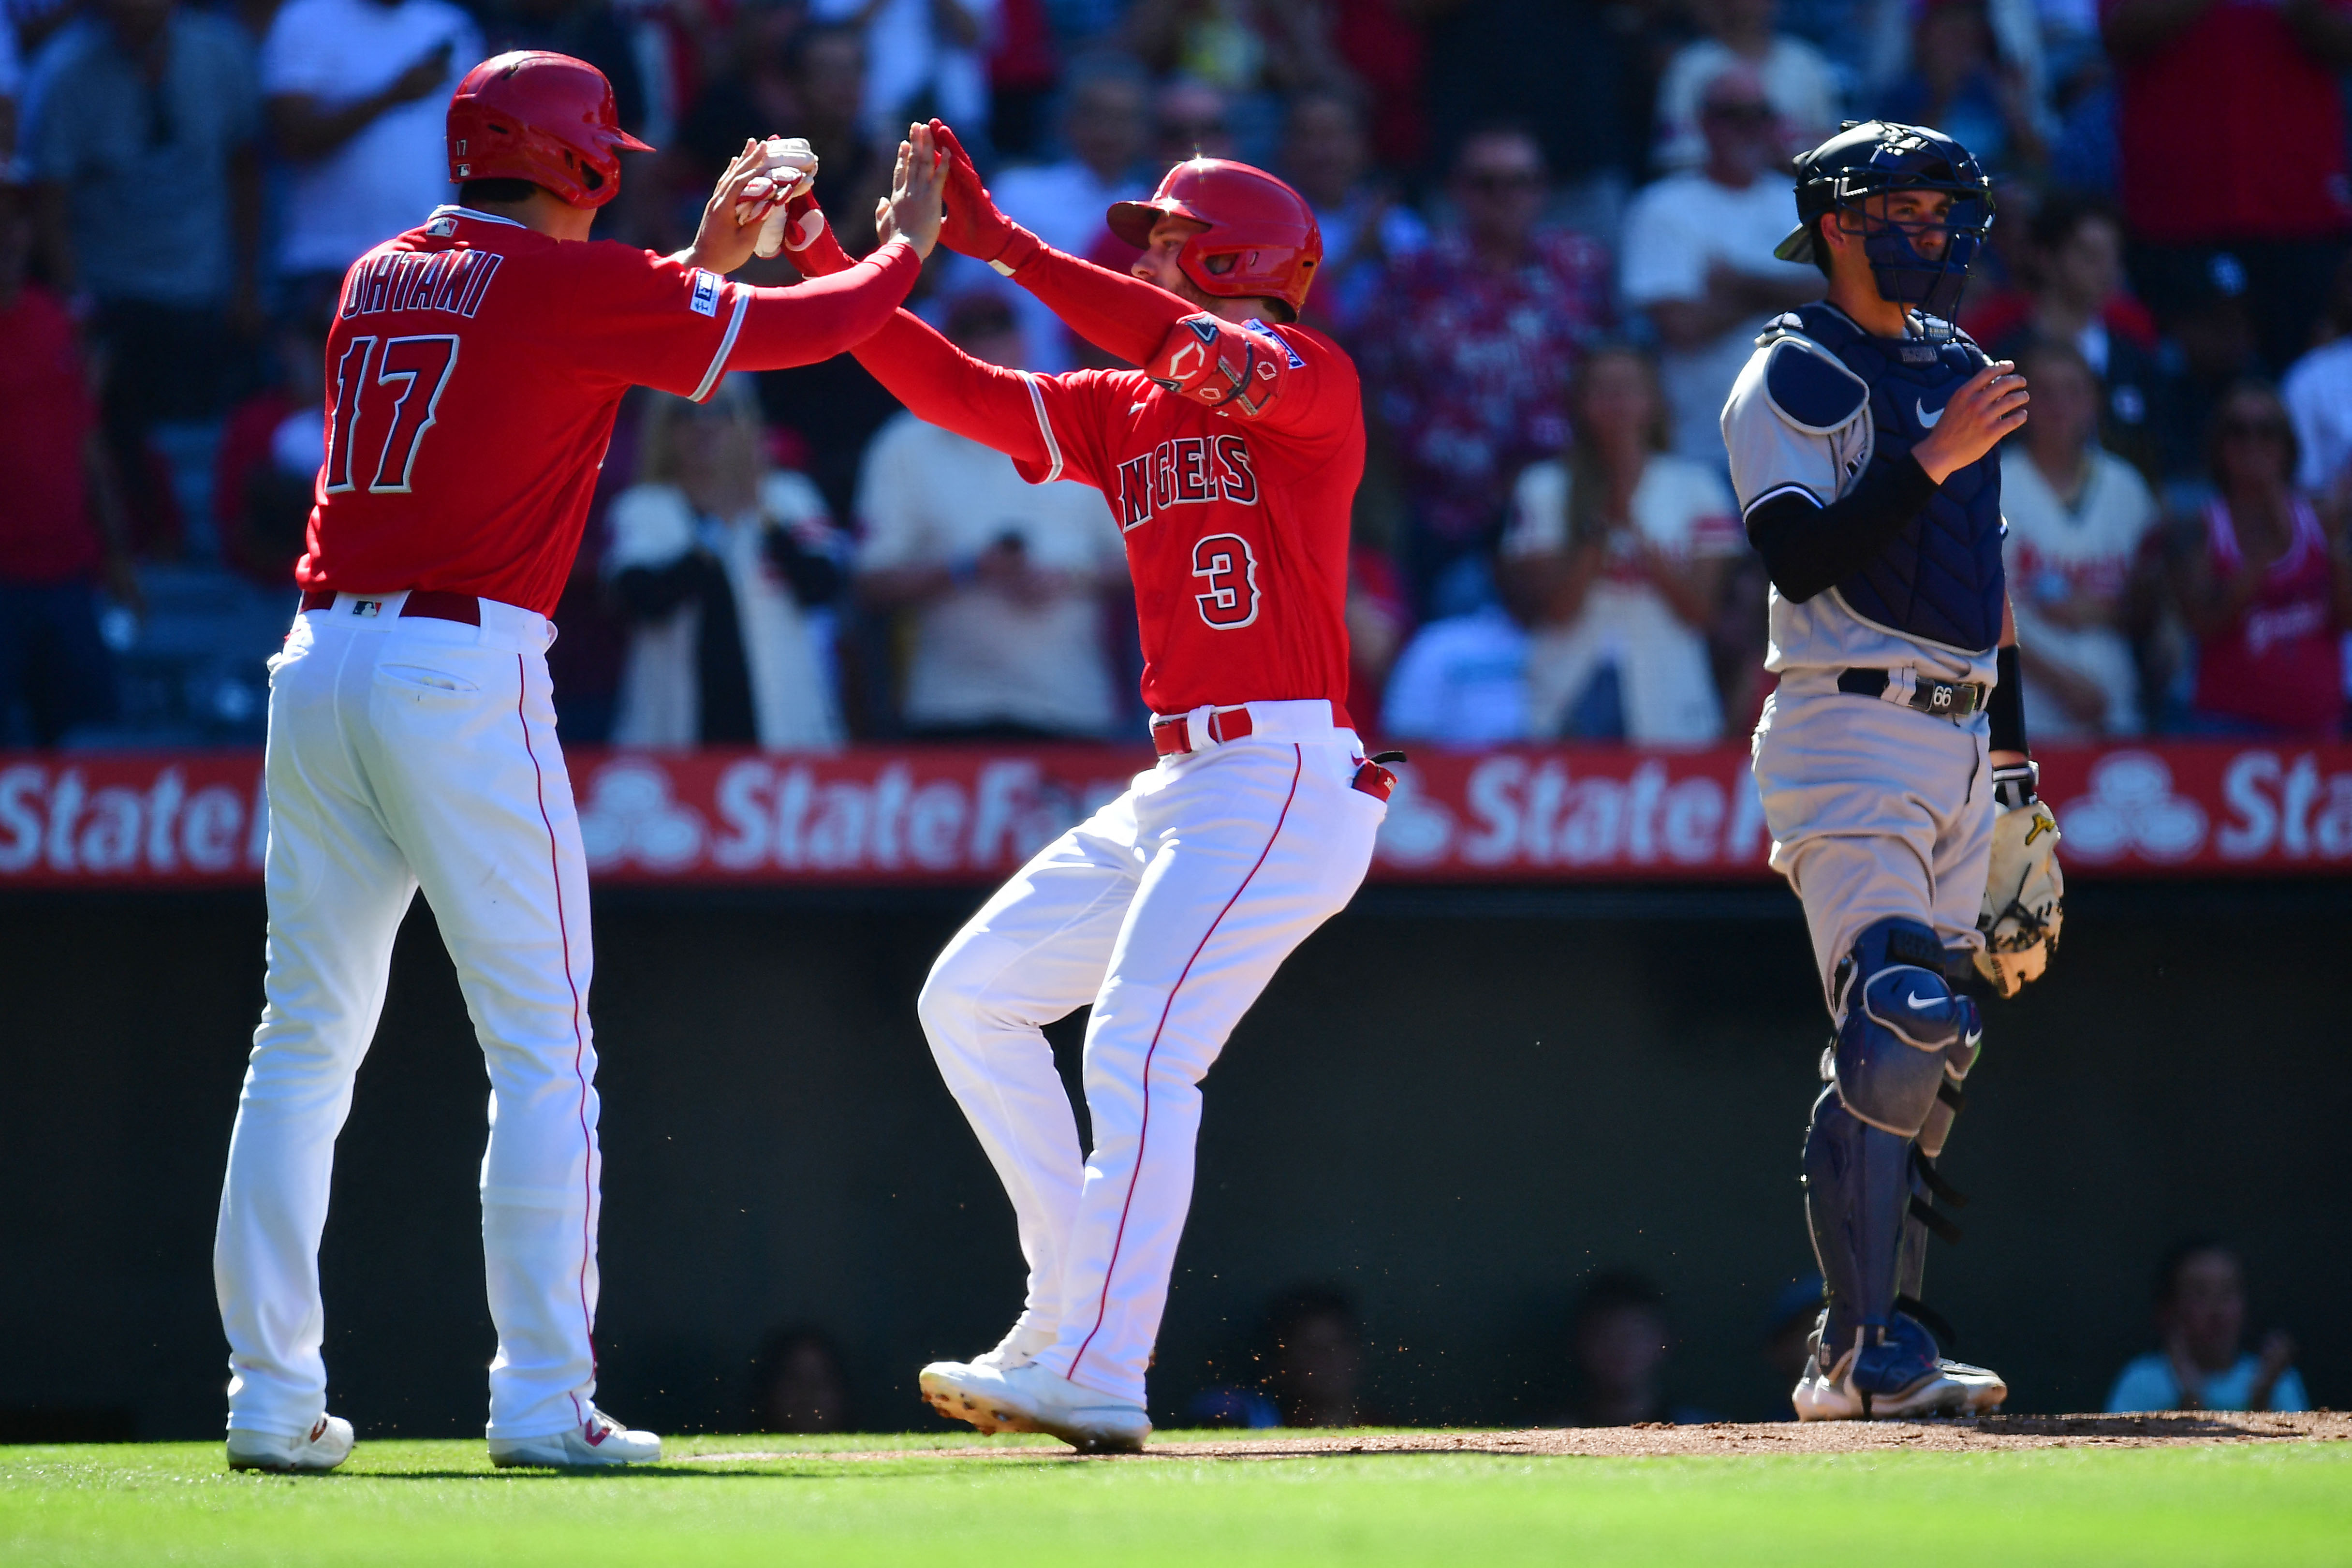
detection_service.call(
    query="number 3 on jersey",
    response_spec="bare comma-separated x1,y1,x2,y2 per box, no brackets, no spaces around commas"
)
324,334,460,495
1191,532,1261,629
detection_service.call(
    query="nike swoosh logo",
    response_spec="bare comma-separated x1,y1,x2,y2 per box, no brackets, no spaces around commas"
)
1917,399,1943,429
1905,993,1940,1011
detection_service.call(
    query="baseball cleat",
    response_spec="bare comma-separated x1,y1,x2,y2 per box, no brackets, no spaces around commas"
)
227,1414,355,1473
919,1360,1151,1453
1794,1314,2006,1420
487,1407,662,1468
971,1320,1058,1371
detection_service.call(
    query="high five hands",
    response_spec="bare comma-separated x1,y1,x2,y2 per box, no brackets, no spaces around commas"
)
874,123,948,261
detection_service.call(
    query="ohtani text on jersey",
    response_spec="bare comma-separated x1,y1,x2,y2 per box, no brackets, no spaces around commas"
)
339,248,505,322
1114,434,1259,531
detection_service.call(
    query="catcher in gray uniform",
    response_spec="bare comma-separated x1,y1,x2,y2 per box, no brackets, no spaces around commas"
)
1722,121,2065,1420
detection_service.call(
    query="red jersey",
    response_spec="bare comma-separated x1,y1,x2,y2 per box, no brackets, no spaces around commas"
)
0,284,101,585
296,206,921,616
1010,321,1363,718
2191,498,2345,736
2105,0,2352,243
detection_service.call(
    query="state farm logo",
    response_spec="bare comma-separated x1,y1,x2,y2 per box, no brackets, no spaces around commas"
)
577,760,706,871
2058,752,2205,863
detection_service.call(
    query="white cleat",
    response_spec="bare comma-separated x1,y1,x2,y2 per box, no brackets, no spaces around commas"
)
227,1414,355,1473
1793,1342,2008,1421
487,1407,663,1468
919,1360,1151,1453
970,1321,1058,1371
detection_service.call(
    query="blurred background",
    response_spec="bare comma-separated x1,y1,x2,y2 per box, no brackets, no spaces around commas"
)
2,0,2350,1439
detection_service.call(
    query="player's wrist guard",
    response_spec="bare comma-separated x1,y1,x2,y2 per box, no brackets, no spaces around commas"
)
984,225,1045,277
1147,313,1290,418
1991,759,2037,810
778,190,855,277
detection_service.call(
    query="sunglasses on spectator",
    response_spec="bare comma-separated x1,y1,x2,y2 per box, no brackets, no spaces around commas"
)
1702,101,1776,124
1462,169,1544,193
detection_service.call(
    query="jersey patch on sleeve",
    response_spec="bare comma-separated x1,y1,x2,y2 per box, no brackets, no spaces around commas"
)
690,269,723,318
1763,338,1870,435
1241,318,1307,369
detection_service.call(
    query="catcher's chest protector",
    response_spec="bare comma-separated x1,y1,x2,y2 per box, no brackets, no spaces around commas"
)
1780,301,2008,654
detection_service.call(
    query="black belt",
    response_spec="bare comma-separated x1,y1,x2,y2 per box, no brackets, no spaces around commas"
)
1838,667,1986,719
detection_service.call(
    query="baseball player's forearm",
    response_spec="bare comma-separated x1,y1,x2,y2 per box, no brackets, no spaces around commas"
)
850,311,1054,468
1000,243,1190,367
723,240,925,371
1744,454,1938,602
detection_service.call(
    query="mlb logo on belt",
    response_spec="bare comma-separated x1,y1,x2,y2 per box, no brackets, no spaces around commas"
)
353,600,383,618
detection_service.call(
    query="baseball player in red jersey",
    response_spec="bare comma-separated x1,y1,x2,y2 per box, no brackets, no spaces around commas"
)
791,126,1390,1451
210,54,946,1473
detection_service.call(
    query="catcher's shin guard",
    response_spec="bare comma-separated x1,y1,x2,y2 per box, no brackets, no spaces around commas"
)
1804,1086,1912,1339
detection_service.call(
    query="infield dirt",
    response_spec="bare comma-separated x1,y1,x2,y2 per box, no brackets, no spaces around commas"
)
681,1409,2349,1464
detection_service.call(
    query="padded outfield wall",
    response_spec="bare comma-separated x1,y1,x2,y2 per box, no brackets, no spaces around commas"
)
1,743,2347,1439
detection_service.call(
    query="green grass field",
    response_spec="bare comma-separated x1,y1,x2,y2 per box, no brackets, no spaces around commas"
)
5,1433,2349,1567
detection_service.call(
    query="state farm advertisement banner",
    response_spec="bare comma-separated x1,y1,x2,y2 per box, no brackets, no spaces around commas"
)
4,742,2352,888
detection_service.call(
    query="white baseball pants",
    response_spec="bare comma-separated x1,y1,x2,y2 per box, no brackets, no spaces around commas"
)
1751,676,1994,1003
917,702,1385,1407
215,592,603,1441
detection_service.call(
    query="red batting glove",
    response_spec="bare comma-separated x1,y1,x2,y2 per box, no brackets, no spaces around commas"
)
929,119,1043,273
779,189,856,277
1146,312,1290,418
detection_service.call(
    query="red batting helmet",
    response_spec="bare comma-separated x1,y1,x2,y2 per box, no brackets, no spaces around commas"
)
446,51,652,209
1107,159,1323,320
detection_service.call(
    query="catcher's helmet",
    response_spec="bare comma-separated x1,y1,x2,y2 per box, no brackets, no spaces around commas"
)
1775,120,1994,328
446,51,653,209
1108,159,1323,320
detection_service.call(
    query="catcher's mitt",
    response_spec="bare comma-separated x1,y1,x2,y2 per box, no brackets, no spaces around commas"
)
1975,772,2062,999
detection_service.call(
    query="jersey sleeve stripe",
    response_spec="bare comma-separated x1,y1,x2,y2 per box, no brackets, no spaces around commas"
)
690,287,751,404
1742,481,1823,519
1016,371,1065,483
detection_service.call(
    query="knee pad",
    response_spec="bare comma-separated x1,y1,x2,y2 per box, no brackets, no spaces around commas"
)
1830,918,1981,1139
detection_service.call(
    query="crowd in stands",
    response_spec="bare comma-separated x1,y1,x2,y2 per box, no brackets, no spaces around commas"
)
5,0,2352,750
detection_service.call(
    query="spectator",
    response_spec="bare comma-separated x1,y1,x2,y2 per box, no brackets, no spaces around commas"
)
982,51,1152,370
687,22,894,259
212,291,334,589
1266,1287,1371,1429
2103,0,2352,376
987,0,1060,158
1619,64,1822,465
23,0,262,542
2000,338,2159,736
2282,255,2352,513
1357,124,1613,615
752,1326,853,1434
1422,0,1635,237
1560,1271,1711,1426
261,0,478,289
0,169,135,745
1379,601,1530,746
1873,0,2046,176
605,379,847,751
852,292,1128,740
1326,0,1430,172
1654,0,1840,173
2106,1240,2308,1413
1499,345,1741,744
1971,195,2169,482
810,0,993,141
1151,73,1235,169
1344,540,1410,742
2169,381,2352,738
1279,83,1426,338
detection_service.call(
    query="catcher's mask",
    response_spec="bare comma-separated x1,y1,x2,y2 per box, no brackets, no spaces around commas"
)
1776,120,1995,338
